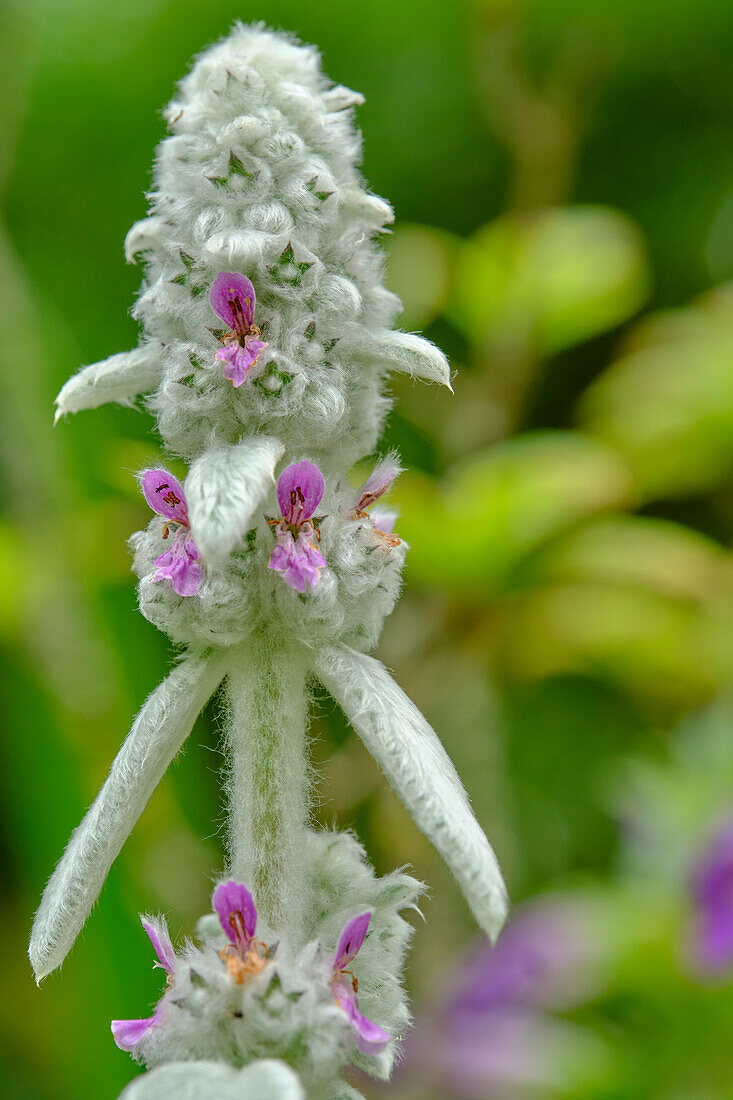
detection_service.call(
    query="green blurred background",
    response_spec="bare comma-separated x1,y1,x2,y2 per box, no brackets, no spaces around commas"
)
3,0,733,1096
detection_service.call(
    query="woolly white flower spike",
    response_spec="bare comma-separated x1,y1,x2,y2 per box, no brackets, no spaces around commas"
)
54,341,163,420
56,23,448,467
29,649,227,981
118,1059,305,1100
314,645,508,942
186,436,285,562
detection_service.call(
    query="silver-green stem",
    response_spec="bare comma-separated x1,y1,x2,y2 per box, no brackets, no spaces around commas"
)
225,639,310,940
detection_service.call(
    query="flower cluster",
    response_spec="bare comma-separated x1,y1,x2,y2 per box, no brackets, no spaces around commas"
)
113,880,389,1059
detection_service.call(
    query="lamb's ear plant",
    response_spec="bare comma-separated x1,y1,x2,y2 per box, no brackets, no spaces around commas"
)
32,23,508,1099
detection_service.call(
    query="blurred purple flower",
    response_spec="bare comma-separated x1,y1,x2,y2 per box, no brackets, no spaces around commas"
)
330,912,390,1055
268,461,327,593
141,469,203,596
210,272,268,385
111,917,176,1052
691,818,733,972
394,899,601,1097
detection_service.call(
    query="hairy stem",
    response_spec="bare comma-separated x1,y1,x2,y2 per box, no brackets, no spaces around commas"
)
224,639,310,939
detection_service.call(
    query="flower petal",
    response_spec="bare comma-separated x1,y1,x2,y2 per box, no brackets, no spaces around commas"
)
333,912,371,971
141,470,189,525
370,509,398,535
332,980,391,1055
29,651,227,981
210,272,256,335
111,1012,159,1052
141,916,176,976
153,536,203,597
354,454,402,513
212,880,257,953
276,461,325,525
217,340,265,386
269,532,326,592
314,645,508,942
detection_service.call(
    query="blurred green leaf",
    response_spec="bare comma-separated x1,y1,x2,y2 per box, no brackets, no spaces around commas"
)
581,291,733,499
451,205,650,355
521,514,733,604
395,431,633,592
385,224,457,329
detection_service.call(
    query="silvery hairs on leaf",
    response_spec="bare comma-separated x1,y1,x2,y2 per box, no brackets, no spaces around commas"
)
29,649,227,981
55,22,450,470
186,435,284,562
315,646,508,941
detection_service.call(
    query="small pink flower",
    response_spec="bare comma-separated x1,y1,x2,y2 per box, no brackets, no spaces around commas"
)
141,469,203,597
350,455,402,547
210,272,268,386
212,880,267,984
268,461,327,593
111,917,176,1051
330,912,390,1055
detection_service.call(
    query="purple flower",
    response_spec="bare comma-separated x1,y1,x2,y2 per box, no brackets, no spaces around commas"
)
111,917,176,1052
141,469,203,597
268,461,327,593
394,899,602,1097
330,912,390,1055
212,879,267,984
691,818,733,971
350,456,402,548
210,272,268,386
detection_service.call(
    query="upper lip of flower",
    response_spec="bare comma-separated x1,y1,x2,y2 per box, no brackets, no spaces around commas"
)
210,271,265,346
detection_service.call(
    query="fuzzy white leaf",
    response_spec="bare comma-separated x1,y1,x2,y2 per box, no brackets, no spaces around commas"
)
29,650,226,981
371,331,452,388
322,85,365,111
55,343,162,419
204,229,288,268
186,436,285,562
314,645,508,941
118,1059,305,1100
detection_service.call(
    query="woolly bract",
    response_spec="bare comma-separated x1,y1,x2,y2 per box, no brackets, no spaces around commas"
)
55,23,450,468
118,1059,304,1099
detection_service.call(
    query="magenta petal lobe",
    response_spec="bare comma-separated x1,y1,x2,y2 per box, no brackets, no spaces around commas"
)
276,461,325,525
152,536,203,596
355,455,402,513
210,272,256,335
141,469,189,525
141,916,176,976
332,979,390,1055
212,880,258,953
111,1011,158,1052
333,912,371,970
268,532,326,593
